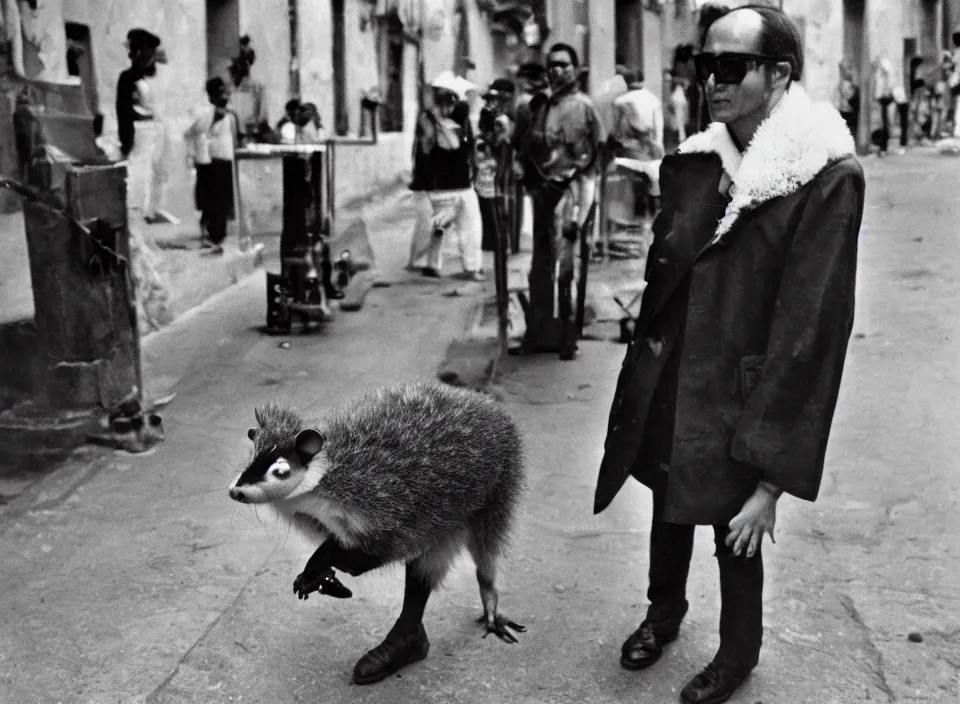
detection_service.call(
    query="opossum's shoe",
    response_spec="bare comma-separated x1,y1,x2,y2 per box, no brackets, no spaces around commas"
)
293,568,352,600
478,614,526,643
352,625,430,685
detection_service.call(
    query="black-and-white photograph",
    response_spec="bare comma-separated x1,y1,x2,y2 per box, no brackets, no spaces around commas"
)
0,0,957,702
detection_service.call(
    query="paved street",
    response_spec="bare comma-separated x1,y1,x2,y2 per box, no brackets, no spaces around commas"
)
1,150,958,704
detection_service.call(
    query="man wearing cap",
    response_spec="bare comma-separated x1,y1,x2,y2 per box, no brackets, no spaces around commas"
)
513,45,603,360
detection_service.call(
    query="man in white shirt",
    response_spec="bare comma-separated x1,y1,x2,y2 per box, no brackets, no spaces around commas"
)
612,69,665,161
184,77,239,253
610,68,665,218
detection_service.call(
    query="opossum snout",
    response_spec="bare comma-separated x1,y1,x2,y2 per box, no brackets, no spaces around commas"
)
229,487,248,503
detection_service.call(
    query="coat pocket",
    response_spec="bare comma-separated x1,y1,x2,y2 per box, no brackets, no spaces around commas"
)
738,354,767,402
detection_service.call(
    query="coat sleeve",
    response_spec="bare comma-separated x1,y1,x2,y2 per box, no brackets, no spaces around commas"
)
730,162,865,501
643,158,675,282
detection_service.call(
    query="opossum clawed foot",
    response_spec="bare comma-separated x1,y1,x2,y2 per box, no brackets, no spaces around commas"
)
477,613,526,644
293,567,352,600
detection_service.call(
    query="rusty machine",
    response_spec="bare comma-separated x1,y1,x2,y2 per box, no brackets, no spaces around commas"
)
238,95,381,335
0,76,168,463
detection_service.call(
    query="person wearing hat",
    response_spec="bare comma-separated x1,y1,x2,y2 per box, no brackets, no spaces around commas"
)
407,72,486,281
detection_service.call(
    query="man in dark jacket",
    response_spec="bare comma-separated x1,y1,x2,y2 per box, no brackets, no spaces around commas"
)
593,6,865,703
513,44,603,360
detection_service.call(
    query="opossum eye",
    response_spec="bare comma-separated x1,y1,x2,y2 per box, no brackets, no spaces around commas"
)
247,428,257,442
270,459,291,479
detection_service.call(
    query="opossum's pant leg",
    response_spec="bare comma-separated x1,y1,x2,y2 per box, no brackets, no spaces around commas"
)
389,563,436,637
352,563,432,686
468,532,526,643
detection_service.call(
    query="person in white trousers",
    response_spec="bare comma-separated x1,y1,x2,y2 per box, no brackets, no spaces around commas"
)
407,71,485,281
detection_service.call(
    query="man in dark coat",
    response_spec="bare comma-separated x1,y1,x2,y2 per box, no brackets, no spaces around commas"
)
593,6,865,704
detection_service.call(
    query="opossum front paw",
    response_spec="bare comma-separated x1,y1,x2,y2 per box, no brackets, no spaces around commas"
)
293,568,353,600
477,614,526,643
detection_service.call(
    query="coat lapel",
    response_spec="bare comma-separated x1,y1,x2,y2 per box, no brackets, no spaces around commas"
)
677,84,856,247
633,154,728,335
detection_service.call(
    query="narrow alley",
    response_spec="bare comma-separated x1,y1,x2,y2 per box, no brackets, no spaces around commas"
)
0,148,958,704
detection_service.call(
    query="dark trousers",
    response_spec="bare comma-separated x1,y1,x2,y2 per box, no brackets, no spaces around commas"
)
840,111,859,140
526,181,573,352
478,196,498,252
646,486,764,674
512,182,524,254
877,97,893,152
195,159,235,245
897,102,910,147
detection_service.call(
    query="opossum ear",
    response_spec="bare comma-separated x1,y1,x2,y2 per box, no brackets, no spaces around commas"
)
247,428,257,442
295,428,325,459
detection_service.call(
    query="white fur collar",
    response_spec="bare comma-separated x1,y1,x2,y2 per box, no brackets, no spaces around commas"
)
677,84,855,246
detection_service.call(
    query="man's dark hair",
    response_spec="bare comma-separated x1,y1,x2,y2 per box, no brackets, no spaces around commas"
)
517,62,546,79
702,4,805,81
285,98,301,113
634,68,645,84
548,42,580,68
206,76,226,97
489,78,516,95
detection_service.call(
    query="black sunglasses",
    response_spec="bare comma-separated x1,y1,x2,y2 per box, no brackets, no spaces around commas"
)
694,52,782,85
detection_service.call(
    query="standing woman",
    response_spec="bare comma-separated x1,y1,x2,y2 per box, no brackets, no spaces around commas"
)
408,72,485,281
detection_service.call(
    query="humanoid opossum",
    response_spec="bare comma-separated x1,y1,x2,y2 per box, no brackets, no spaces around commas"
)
228,382,526,685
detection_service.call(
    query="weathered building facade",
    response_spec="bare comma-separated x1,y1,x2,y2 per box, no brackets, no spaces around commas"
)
607,0,959,153
9,0,510,231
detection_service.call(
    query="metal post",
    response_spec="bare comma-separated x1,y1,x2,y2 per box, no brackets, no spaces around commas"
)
289,0,301,97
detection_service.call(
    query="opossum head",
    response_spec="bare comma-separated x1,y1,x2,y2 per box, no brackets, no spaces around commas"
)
228,403,328,505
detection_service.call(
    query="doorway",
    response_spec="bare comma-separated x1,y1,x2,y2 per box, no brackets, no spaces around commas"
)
843,0,868,151
206,0,240,81
65,22,98,117
615,0,642,69
378,13,405,133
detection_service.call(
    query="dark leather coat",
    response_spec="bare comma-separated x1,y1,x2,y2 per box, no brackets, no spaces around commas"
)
594,151,866,525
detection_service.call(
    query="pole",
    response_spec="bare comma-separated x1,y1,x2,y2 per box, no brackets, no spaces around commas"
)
418,0,427,116
289,0,301,97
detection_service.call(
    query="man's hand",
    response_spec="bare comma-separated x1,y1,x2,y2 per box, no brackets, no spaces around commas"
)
725,483,780,558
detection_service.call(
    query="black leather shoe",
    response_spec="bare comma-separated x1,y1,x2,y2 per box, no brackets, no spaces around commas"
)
620,620,679,671
352,624,430,685
680,661,751,704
